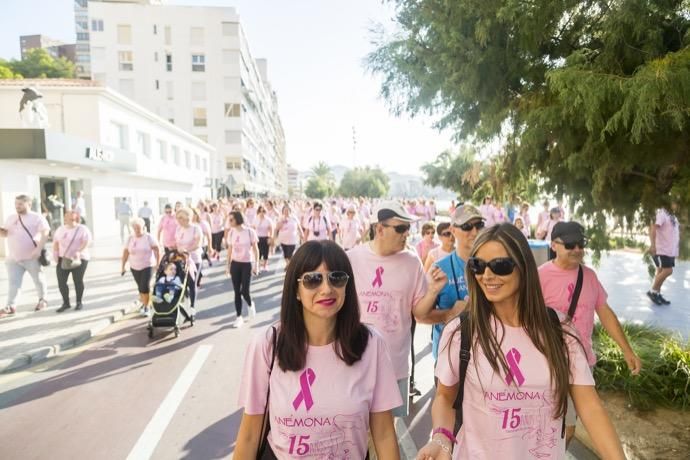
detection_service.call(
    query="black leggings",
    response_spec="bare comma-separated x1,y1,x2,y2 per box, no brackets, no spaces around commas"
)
56,259,89,305
258,237,270,261
131,266,152,294
211,231,224,253
230,260,252,316
188,261,200,308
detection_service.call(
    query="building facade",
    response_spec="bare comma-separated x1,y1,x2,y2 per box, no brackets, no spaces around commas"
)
0,79,214,257
20,34,76,62
73,0,287,197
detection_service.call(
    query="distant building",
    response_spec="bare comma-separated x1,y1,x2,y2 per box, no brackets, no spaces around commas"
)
20,34,76,62
73,0,287,197
287,165,301,197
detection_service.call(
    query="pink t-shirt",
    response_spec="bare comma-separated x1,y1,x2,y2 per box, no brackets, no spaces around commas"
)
306,214,330,241
426,246,453,269
227,226,258,263
479,204,497,227
175,224,202,264
655,209,680,257
436,316,594,460
254,217,274,238
126,233,158,270
415,239,438,263
538,262,608,366
341,217,362,249
3,211,49,262
54,225,92,260
237,326,402,459
210,212,225,233
537,219,559,241
347,244,427,379
158,215,178,248
277,216,300,246
245,207,257,226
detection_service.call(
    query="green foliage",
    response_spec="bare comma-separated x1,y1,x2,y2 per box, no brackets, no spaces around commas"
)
305,176,332,200
339,166,390,198
0,60,22,79
5,48,74,79
368,0,690,236
593,323,690,410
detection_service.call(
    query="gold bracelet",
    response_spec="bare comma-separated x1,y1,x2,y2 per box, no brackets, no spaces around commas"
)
432,438,452,457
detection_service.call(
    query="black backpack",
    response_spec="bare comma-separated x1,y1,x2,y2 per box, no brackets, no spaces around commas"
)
452,307,567,438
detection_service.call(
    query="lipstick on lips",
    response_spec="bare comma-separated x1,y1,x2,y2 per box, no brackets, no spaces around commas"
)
316,298,336,307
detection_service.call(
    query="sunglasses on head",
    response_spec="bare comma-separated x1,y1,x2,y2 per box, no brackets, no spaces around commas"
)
297,271,350,290
468,257,517,276
554,239,587,250
381,222,411,234
454,220,485,232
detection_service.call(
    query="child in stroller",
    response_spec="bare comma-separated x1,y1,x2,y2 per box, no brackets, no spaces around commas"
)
152,262,183,304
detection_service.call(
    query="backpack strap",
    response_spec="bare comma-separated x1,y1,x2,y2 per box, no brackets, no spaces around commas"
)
452,311,471,433
567,265,583,320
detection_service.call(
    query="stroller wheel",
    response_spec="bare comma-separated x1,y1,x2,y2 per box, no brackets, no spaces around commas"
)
174,327,180,338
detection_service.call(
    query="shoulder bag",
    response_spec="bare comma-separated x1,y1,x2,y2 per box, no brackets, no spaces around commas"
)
60,227,83,270
17,214,50,266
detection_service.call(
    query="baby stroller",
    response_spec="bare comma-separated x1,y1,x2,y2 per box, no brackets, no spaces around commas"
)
147,250,195,339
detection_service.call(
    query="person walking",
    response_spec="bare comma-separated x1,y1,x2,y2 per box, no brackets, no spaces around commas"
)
72,191,87,225
304,201,332,241
539,221,641,446
536,207,563,259
192,208,213,287
417,223,625,460
415,221,438,263
423,222,455,272
225,211,259,328
340,204,363,250
253,205,274,273
54,210,92,312
121,217,160,316
174,207,202,313
479,196,498,227
117,197,133,243
137,201,154,233
519,202,532,238
209,203,225,261
347,201,447,414
647,203,680,305
157,204,177,255
0,194,50,317
275,204,303,268
234,240,402,458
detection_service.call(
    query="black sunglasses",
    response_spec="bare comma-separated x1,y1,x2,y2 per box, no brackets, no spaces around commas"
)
468,257,517,276
454,221,485,232
297,271,350,290
381,223,411,234
554,239,587,250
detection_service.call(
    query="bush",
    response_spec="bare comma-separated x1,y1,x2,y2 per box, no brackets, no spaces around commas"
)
593,323,690,411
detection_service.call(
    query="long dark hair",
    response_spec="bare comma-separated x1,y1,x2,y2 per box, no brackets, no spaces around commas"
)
277,240,369,372
457,223,578,420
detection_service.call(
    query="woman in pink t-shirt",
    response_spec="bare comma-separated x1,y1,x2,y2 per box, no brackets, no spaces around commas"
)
192,208,213,287
235,240,402,458
121,217,160,316
253,205,275,273
418,224,624,460
208,203,225,261
340,205,363,250
416,221,439,263
174,208,202,311
225,211,259,328
275,204,303,268
423,222,455,273
53,210,92,312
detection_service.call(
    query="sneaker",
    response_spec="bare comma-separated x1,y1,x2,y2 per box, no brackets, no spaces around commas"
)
248,303,256,319
139,306,148,317
657,294,671,305
646,291,663,305
35,299,48,312
232,316,245,328
0,306,16,318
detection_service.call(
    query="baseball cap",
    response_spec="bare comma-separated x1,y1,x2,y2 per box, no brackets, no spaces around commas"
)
371,200,417,223
551,221,585,243
452,204,483,226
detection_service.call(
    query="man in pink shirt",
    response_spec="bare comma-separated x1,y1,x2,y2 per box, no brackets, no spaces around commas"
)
647,204,680,305
0,195,50,317
539,221,641,445
347,201,447,416
157,204,178,255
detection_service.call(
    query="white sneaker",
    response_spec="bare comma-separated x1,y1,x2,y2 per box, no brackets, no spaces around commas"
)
232,316,244,328
139,306,148,317
189,307,197,317
248,303,256,319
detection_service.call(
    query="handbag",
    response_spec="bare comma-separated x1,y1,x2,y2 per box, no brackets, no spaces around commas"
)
60,227,83,270
17,214,50,267
257,326,278,460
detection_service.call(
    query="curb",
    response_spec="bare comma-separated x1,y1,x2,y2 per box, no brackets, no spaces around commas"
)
0,303,140,374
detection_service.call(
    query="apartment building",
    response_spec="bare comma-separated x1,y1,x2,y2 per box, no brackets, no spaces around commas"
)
73,0,287,197
20,34,76,62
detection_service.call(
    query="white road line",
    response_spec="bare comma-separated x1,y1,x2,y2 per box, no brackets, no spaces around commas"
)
396,417,418,460
126,345,213,460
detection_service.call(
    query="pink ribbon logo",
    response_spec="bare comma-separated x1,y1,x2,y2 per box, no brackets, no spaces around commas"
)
292,368,316,411
505,348,525,386
372,266,384,288
566,282,575,303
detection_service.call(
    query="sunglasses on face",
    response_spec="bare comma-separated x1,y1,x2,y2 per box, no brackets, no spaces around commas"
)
441,231,452,237
454,220,485,232
554,239,587,250
468,257,517,276
381,223,411,234
297,271,350,290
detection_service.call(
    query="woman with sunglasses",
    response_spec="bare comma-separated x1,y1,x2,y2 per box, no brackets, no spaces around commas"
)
417,224,624,460
235,240,402,458
423,222,454,273
304,202,332,242
226,211,259,328
416,221,438,264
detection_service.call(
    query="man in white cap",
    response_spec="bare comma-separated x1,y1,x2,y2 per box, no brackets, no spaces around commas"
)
347,200,448,416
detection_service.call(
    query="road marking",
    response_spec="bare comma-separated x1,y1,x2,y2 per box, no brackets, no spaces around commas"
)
396,417,418,460
126,345,213,460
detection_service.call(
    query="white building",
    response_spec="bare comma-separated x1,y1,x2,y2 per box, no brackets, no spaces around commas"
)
0,78,215,256
74,0,287,197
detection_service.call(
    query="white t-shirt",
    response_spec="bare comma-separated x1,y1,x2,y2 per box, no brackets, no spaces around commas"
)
227,226,258,263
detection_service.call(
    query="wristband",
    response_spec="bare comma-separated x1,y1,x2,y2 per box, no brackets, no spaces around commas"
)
432,427,456,444
432,438,452,457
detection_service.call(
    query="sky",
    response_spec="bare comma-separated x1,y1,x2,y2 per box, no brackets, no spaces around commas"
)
0,0,456,176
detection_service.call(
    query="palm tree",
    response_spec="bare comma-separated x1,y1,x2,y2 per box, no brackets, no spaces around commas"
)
310,161,336,195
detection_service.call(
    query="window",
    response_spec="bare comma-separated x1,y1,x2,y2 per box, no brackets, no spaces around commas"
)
77,32,90,41
222,22,238,36
184,150,191,168
155,80,159,90
165,53,173,71
117,24,132,45
136,131,151,157
153,24,157,35
110,121,128,149
202,158,208,172
225,130,241,144
164,25,171,45
193,107,207,127
157,140,167,161
172,146,180,165
118,51,133,71
166,81,174,100
77,20,88,32
91,19,104,31
191,54,205,72
226,160,241,170
119,79,134,98
191,82,206,100
224,103,241,117
190,27,204,45
154,51,159,62
194,154,200,170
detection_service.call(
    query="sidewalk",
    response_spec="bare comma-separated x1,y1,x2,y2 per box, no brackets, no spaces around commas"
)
0,236,140,372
